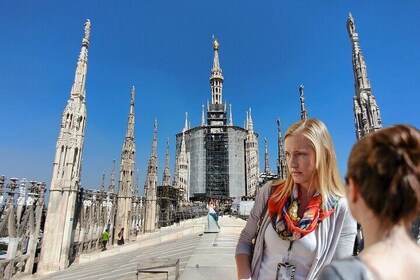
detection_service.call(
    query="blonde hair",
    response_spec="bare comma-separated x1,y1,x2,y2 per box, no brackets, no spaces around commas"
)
272,118,344,207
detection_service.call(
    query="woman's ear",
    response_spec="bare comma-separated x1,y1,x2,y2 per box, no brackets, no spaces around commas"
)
346,178,360,204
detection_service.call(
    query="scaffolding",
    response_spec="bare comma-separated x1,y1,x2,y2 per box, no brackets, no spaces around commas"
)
175,103,250,200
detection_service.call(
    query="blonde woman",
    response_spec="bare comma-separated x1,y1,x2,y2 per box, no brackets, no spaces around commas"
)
319,125,420,279
235,118,356,280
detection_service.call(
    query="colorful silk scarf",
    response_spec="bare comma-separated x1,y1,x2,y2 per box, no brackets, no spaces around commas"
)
268,185,338,241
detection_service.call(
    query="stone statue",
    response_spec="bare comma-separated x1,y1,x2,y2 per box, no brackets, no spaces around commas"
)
84,19,91,40
212,35,219,50
299,84,304,99
347,13,355,36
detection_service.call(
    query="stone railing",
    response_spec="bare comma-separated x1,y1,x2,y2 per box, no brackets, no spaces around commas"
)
0,176,45,280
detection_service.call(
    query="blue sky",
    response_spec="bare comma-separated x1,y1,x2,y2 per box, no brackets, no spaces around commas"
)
0,1,419,194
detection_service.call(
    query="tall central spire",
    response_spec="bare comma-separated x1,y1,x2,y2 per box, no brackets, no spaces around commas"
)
210,36,224,105
347,13,382,139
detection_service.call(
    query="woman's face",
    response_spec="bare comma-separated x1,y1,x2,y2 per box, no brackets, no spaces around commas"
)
285,133,317,188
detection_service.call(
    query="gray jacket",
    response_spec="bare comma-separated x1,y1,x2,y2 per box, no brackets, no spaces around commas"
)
319,257,375,280
235,182,357,280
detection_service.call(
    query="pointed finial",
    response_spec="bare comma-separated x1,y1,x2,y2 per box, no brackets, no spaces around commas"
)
212,35,219,50
299,84,308,120
109,159,116,193
101,171,105,192
277,118,281,136
347,13,356,37
135,169,139,195
229,104,233,126
247,107,254,132
201,104,205,126
131,86,135,103
183,112,188,132
84,19,91,41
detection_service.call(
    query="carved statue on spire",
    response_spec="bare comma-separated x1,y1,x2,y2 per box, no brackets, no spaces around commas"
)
212,35,219,50
347,13,355,37
299,84,308,120
84,19,91,40
131,86,135,102
299,84,304,99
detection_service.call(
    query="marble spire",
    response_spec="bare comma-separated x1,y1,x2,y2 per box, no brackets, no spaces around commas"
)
276,118,286,180
229,104,233,126
201,104,205,126
264,138,271,174
347,13,382,139
162,138,171,186
39,19,91,273
114,86,136,244
144,119,158,232
109,159,116,193
210,36,224,105
299,84,308,120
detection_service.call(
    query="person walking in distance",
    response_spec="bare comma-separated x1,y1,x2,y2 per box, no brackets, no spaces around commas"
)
102,229,109,251
117,228,125,245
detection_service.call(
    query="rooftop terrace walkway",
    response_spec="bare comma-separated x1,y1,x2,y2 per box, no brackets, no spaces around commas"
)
24,216,246,280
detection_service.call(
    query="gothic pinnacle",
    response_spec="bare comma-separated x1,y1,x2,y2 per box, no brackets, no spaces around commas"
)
299,84,308,120
347,13,382,139
183,112,188,132
70,19,91,101
162,138,171,186
201,104,205,126
109,159,115,193
264,138,271,174
126,86,135,139
210,35,224,104
229,104,233,126
277,118,286,179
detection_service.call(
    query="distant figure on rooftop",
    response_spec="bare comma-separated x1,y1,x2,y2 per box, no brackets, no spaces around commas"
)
319,125,420,279
102,229,109,251
208,198,220,229
117,228,125,245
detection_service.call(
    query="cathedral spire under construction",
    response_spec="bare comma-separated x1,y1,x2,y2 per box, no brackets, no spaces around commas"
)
347,13,382,139
210,36,224,105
